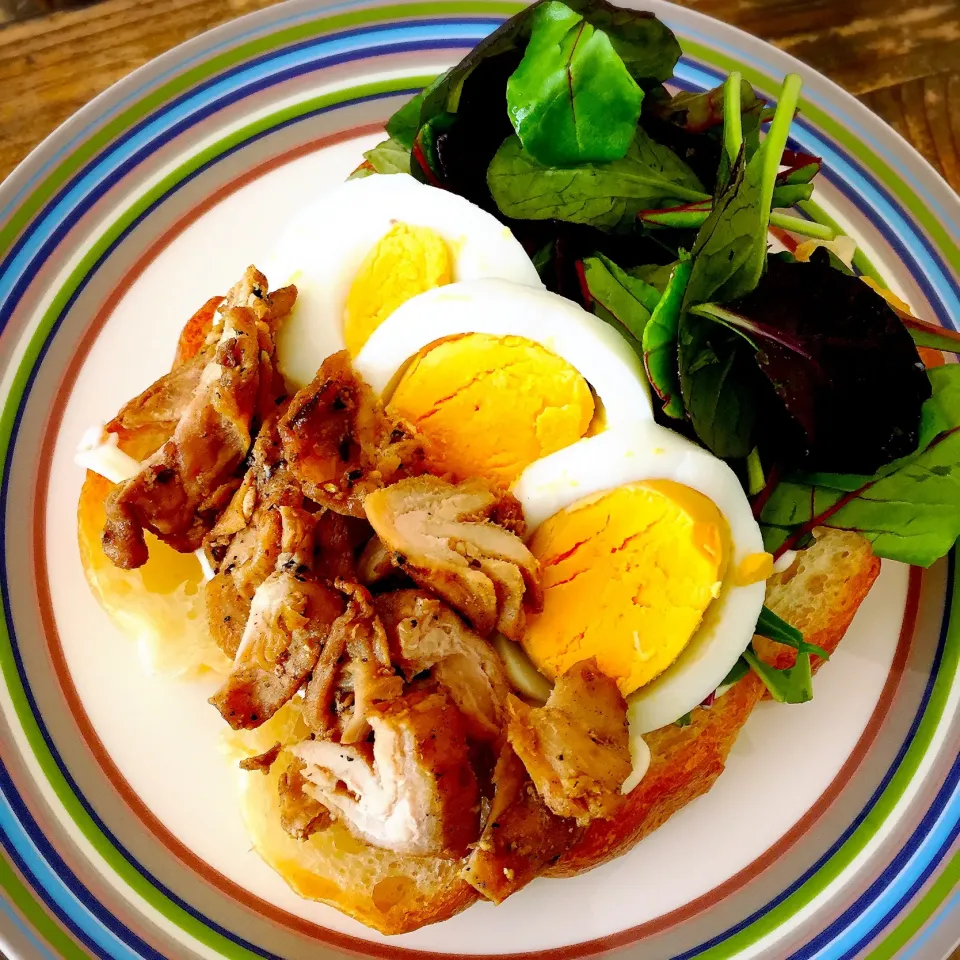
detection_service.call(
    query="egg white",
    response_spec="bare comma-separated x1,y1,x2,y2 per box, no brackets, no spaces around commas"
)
353,279,653,429
265,174,543,387
514,423,766,733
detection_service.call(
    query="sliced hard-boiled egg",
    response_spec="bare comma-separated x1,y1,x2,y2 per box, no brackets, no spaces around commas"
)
266,174,543,387
513,423,769,734
353,279,653,485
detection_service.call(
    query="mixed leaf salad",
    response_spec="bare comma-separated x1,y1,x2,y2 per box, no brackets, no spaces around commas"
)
354,0,960,704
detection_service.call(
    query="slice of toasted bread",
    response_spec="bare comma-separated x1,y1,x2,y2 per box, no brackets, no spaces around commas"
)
81,443,881,926
226,703,478,935
78,466,229,678
548,528,880,878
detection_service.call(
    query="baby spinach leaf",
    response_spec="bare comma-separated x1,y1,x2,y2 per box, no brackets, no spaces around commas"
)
642,253,691,418
581,255,655,343
760,423,960,567
718,656,750,691
385,92,424,149
742,647,813,704
771,183,814,206
487,129,708,228
506,1,643,166
348,137,412,178
564,0,680,84
756,606,830,659
632,260,678,292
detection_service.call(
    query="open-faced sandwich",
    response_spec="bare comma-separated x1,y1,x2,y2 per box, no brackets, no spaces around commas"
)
76,0,960,936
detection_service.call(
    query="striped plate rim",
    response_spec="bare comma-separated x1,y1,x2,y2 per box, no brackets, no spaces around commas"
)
0,3,958,959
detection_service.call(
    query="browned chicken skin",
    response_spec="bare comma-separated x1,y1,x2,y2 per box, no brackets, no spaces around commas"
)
507,659,631,825
376,590,509,742
101,268,296,568
461,743,581,902
278,350,425,519
292,689,480,858
364,476,542,639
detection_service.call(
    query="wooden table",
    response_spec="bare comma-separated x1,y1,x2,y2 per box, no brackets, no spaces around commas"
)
0,0,958,193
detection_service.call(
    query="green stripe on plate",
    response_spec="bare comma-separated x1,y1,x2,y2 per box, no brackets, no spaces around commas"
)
867,851,960,960
0,0,521,262
0,75,430,960
0,854,91,960
695,557,960,959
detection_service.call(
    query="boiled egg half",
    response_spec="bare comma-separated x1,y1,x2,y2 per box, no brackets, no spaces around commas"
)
266,174,543,388
514,424,769,733
353,279,653,485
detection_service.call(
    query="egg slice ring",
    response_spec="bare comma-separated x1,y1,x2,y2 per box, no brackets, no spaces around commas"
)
353,279,654,433
514,423,766,733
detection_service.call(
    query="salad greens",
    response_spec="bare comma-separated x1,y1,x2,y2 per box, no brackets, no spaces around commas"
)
506,1,644,166
487,128,708,227
369,0,960,706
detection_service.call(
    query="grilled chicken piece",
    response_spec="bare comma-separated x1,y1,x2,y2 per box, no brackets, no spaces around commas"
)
462,744,581,903
106,296,223,461
357,536,395,585
210,507,344,729
278,351,424,519
278,757,334,841
101,269,296,568
313,511,374,582
507,659,631,825
292,689,480,857
239,741,282,775
376,590,509,742
302,581,403,743
204,419,299,658
364,476,542,639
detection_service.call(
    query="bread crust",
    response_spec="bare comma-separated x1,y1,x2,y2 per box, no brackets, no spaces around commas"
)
81,437,882,924
78,463,229,677
549,528,881,878
238,746,479,935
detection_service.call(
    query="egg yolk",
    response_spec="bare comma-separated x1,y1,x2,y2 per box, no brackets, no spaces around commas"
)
343,223,453,355
387,333,595,486
521,480,727,696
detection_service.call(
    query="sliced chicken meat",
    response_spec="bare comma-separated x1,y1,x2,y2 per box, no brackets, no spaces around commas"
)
238,741,282,775
461,743,581,903
101,268,296,568
313,511,374,583
291,689,480,858
278,757,334,841
376,589,509,742
356,536,395,585
364,476,542,639
204,419,299,658
507,659,631,825
301,581,402,743
278,350,424,519
209,507,344,729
